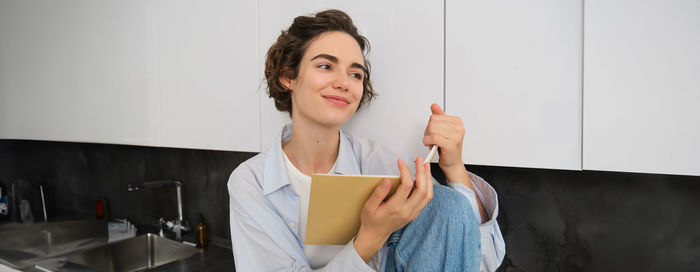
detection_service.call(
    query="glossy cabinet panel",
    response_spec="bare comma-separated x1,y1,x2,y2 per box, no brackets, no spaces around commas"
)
583,0,700,176
152,0,259,152
446,0,583,170
0,1,150,145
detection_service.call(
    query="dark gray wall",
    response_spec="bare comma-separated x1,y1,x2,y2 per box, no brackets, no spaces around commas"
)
463,165,700,272
1,139,699,271
0,139,255,244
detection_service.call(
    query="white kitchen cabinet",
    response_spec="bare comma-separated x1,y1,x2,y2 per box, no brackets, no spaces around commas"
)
259,1,444,161
583,0,700,176
151,0,259,152
445,0,583,170
0,1,150,145
0,1,260,152
6,1,696,176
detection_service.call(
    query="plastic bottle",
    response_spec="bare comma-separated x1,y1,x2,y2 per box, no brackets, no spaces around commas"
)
95,198,106,219
195,213,208,249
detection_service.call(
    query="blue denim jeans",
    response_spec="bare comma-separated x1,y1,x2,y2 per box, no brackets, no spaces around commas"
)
385,184,481,272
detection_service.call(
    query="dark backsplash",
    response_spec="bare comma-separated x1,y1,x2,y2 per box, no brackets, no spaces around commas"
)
0,139,255,246
465,165,700,271
1,139,699,271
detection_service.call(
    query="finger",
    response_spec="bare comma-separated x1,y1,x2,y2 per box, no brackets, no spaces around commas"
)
431,103,445,115
424,121,457,143
427,116,465,137
425,115,447,136
413,156,425,191
424,135,459,152
424,160,431,182
415,162,434,211
422,134,449,148
387,158,414,205
364,178,392,214
425,162,434,202
426,161,433,190
430,113,462,124
425,106,447,138
426,118,462,137
417,185,433,217
407,157,428,208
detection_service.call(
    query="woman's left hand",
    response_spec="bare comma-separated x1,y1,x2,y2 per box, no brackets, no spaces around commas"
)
423,103,465,170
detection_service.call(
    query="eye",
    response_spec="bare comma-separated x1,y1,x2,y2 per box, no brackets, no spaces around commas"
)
350,72,364,80
318,64,331,70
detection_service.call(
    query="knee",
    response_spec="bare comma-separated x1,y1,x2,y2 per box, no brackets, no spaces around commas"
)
420,184,479,228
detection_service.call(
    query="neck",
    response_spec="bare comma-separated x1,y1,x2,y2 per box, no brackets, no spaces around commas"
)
283,116,340,176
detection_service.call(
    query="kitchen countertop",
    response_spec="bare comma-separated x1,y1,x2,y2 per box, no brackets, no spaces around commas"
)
149,242,234,272
23,243,234,272
0,218,235,272
135,223,236,271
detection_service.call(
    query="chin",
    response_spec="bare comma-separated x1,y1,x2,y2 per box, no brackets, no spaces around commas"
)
320,111,354,127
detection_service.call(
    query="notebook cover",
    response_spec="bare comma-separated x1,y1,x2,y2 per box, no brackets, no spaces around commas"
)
305,174,401,245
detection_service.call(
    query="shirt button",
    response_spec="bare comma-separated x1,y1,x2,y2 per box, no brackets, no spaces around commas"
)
289,222,295,228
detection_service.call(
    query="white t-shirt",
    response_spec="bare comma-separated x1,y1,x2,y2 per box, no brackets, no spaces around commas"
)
282,152,345,269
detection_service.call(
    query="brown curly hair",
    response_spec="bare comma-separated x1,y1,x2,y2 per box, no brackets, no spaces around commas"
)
264,9,376,117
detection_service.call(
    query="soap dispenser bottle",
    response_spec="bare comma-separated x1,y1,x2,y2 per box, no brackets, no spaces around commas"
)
195,213,208,249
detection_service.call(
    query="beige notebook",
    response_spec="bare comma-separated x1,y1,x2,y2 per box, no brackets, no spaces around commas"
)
305,174,401,245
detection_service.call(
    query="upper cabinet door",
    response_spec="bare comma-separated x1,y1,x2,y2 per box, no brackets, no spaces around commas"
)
152,0,259,152
0,1,260,152
446,0,583,170
583,0,700,176
259,1,444,161
0,1,150,145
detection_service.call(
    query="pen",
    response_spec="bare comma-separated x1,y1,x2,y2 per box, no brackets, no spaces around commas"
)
423,145,438,164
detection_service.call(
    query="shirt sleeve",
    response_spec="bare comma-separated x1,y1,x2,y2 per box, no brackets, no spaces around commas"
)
228,167,376,272
446,172,506,272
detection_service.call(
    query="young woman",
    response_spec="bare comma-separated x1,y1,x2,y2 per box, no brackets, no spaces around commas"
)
228,9,505,271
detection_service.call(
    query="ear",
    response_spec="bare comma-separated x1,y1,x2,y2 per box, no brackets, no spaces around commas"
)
279,74,293,91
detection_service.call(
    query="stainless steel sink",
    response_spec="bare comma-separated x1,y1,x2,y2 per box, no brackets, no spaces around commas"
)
66,233,199,272
0,220,107,269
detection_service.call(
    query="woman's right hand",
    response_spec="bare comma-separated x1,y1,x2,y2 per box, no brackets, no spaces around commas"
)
353,157,434,263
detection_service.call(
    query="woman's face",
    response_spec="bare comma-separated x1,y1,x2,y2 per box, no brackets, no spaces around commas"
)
282,31,366,128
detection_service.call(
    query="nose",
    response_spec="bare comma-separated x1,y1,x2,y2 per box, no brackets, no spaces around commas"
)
331,70,349,91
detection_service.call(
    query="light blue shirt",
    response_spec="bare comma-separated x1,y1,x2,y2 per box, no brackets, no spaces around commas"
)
228,124,505,271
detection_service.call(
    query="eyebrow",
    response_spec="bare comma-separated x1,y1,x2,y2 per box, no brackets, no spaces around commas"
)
310,54,367,75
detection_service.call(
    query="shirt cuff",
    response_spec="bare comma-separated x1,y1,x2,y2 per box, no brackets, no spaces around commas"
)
446,171,499,225
328,238,376,272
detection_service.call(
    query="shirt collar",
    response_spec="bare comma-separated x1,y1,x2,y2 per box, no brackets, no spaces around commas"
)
262,124,362,195
334,128,362,175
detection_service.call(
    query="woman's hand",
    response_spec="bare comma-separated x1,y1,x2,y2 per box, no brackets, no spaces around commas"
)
423,103,466,170
353,157,434,263
423,103,488,223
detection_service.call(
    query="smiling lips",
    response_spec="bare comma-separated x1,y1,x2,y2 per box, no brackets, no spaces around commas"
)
322,95,350,106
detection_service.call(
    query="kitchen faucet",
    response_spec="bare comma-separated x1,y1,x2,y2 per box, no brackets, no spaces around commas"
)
127,180,190,241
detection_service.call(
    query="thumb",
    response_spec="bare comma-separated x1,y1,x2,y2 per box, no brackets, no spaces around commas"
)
431,103,445,115
364,179,391,212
